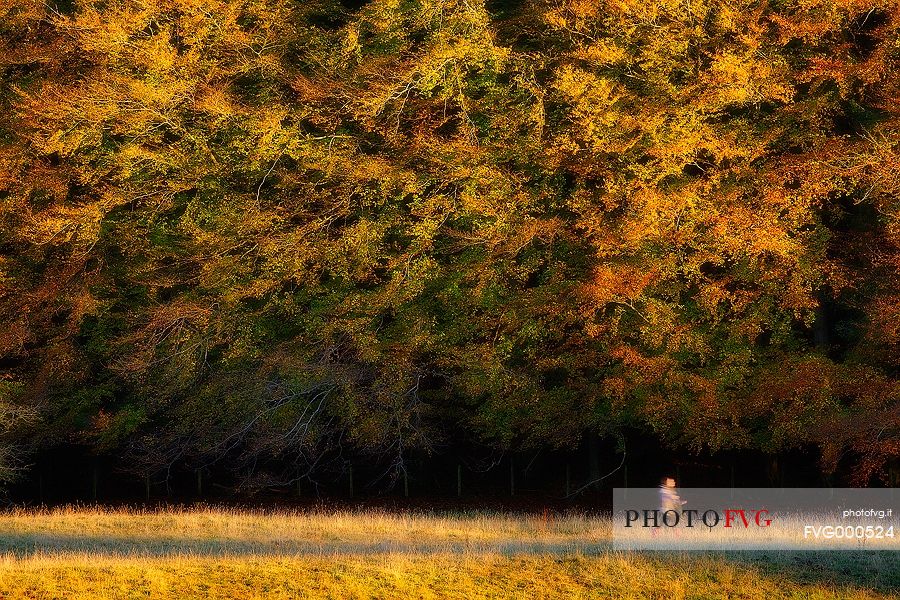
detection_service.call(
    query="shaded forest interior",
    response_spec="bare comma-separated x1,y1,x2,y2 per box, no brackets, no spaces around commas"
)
6,435,878,509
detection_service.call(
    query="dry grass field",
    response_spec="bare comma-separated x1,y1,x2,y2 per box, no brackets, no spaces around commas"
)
0,506,897,599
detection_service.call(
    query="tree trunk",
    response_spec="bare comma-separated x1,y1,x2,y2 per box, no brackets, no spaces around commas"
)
588,434,600,490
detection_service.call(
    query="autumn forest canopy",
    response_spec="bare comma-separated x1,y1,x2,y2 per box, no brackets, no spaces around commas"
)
1,0,900,493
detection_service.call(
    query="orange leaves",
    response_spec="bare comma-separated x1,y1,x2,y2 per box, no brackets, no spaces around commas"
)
582,263,657,309
289,74,334,104
552,65,639,156
601,0,708,25
694,275,761,327
544,0,604,33
1,0,900,483
12,161,69,207
554,66,620,110
744,356,836,447
113,300,216,378
795,360,900,480
715,205,798,259
859,294,900,364
771,0,895,40
21,203,104,248
610,345,674,385
574,40,628,67
704,50,793,109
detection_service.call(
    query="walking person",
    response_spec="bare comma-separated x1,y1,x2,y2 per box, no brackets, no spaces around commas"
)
659,476,685,512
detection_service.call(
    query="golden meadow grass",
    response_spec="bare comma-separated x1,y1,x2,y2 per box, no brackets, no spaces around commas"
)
0,506,897,599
